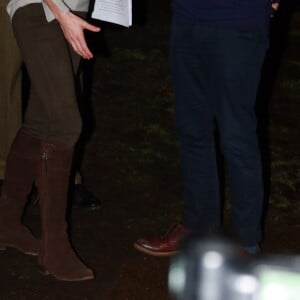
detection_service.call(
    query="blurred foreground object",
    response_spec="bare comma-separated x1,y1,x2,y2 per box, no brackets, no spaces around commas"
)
169,237,300,300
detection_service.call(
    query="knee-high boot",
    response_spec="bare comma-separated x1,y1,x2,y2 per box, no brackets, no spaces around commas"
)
0,130,40,255
37,141,94,281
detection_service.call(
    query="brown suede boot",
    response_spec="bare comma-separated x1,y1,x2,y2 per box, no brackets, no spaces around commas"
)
0,130,40,256
37,142,94,281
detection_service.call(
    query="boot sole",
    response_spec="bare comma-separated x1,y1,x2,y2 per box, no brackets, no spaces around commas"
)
134,242,179,257
0,242,38,256
39,265,95,282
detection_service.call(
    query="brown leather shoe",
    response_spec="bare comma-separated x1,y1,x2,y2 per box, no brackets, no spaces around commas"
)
134,223,188,257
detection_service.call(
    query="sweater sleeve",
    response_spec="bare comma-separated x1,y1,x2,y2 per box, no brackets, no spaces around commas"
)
42,0,70,22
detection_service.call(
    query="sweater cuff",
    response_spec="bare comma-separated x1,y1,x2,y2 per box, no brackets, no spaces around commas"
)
42,0,70,22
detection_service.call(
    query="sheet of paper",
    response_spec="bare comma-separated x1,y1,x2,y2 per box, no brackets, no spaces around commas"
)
92,0,132,27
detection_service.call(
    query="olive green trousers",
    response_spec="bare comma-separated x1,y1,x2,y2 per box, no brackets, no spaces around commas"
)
12,4,82,149
0,1,22,179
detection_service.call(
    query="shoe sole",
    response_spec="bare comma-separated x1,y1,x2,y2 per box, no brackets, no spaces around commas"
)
0,242,38,256
39,266,95,282
134,242,179,257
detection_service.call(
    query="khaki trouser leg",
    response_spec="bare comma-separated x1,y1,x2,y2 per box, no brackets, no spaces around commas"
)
0,2,23,179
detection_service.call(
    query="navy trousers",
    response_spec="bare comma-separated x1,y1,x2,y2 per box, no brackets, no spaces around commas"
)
170,18,268,246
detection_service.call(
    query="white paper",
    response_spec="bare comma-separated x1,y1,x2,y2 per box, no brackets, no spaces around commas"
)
92,0,132,27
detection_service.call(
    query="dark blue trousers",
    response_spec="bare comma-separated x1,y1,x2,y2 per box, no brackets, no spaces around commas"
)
170,18,268,246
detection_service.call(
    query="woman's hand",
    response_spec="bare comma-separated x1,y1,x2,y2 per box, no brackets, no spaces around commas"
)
56,11,100,59
43,0,100,59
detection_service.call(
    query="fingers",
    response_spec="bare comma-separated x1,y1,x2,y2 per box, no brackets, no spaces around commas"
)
64,29,93,59
75,20,100,58
73,36,93,59
77,41,93,60
80,18,101,32
66,29,94,59
78,31,94,59
84,23,101,33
